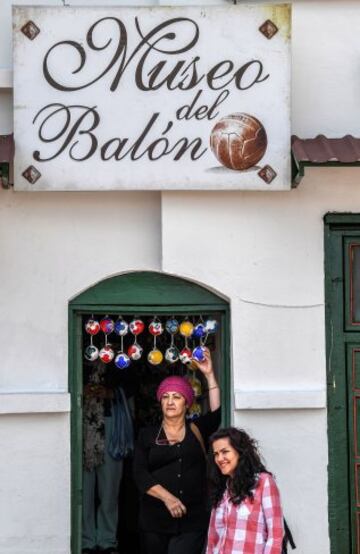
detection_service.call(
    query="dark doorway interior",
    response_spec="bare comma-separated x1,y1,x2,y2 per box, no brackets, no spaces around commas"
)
81,312,221,554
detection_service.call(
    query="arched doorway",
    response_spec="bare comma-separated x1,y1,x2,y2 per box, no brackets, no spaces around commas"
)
69,271,231,554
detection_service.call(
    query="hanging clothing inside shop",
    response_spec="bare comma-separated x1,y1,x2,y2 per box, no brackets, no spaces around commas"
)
82,360,135,554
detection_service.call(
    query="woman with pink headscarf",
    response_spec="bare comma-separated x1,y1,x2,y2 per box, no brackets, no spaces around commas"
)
133,349,221,554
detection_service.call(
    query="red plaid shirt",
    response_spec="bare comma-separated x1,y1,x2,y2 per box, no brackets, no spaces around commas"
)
206,472,284,554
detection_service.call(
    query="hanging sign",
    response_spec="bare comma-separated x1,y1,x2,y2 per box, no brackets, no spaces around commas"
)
13,5,291,191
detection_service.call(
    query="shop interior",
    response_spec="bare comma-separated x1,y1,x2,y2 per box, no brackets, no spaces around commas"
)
81,312,222,554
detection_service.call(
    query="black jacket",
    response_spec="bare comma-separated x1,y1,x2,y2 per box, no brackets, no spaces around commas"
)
133,407,221,533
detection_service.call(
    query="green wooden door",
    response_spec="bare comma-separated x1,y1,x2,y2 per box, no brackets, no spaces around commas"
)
68,271,231,554
325,215,360,554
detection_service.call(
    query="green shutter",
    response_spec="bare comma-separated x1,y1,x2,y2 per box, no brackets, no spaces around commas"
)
325,215,360,553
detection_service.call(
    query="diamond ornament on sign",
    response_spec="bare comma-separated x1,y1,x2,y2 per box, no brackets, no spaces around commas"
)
258,165,277,184
22,165,41,184
259,19,279,40
21,20,40,40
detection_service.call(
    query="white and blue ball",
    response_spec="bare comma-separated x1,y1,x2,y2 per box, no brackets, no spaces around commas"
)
192,323,206,339
192,346,206,363
165,346,179,363
205,319,218,334
114,318,129,336
114,352,131,369
84,345,99,362
165,318,179,334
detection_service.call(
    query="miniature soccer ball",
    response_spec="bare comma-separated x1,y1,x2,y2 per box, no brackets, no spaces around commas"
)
165,318,179,335
149,320,164,336
192,346,206,363
99,345,115,363
129,319,145,335
148,349,164,365
128,343,143,361
179,347,192,364
114,352,131,369
114,318,129,336
85,319,100,336
84,345,99,362
165,346,179,363
100,317,115,335
192,323,206,339
179,320,194,338
205,319,219,334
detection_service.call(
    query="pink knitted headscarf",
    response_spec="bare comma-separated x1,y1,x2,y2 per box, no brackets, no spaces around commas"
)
156,376,194,407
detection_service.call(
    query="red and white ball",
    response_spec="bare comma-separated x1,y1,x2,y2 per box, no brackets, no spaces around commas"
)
179,347,192,364
129,319,145,335
99,345,115,363
149,320,164,336
128,343,143,361
100,317,115,335
85,319,100,336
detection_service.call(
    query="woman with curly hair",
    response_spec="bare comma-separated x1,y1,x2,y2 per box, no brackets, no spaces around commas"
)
206,428,284,554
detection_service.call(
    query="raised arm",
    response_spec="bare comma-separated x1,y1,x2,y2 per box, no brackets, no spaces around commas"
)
192,348,220,412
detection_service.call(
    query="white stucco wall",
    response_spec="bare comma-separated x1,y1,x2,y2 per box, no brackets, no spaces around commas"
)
0,190,161,553
0,414,70,554
1,1,360,553
0,189,162,391
161,167,360,554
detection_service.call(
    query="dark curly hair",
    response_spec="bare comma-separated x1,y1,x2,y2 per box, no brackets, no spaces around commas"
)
208,427,270,507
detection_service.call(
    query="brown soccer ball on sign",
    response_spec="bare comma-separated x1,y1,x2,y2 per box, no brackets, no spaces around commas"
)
210,113,267,170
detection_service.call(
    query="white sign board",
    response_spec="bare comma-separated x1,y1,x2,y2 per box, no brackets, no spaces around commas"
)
13,5,291,191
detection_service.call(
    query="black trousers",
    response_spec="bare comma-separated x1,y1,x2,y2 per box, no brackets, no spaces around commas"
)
141,530,207,554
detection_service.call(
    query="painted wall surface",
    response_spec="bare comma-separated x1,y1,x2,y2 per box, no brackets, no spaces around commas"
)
161,167,360,554
0,190,161,553
0,414,70,554
0,189,162,392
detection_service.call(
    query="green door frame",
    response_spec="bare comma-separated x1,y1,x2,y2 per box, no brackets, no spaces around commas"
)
324,214,360,553
68,271,231,554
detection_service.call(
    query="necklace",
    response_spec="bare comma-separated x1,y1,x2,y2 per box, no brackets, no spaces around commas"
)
156,422,186,446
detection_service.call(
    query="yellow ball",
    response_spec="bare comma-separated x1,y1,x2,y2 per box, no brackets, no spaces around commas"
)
179,321,194,338
148,349,163,365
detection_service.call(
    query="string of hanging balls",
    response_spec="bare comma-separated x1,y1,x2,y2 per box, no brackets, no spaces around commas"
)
84,316,219,370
